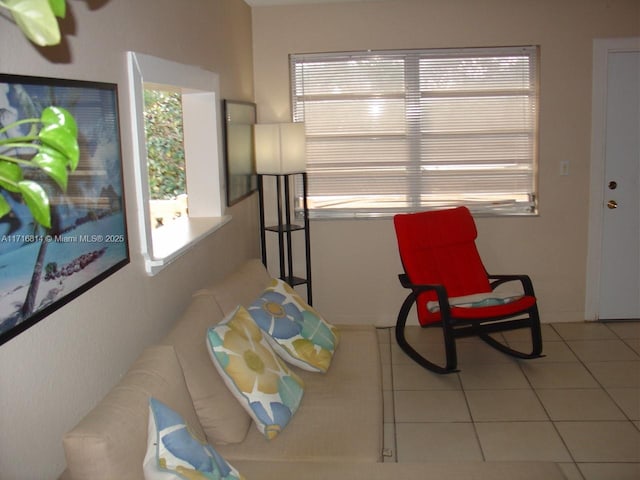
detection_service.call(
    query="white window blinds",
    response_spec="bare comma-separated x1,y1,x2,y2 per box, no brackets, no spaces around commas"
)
290,46,539,218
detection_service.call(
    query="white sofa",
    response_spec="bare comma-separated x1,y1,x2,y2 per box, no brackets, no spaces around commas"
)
59,259,566,479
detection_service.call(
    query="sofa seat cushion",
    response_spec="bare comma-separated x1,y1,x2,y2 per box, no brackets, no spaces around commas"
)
62,345,204,480
162,293,251,445
214,325,383,463
231,461,568,480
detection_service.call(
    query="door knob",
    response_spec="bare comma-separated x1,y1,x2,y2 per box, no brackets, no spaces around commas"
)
607,200,618,209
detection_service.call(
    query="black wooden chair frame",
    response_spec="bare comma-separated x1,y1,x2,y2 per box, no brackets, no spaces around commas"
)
396,273,544,374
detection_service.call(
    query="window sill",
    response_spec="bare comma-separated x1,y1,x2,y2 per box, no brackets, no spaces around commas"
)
144,215,231,275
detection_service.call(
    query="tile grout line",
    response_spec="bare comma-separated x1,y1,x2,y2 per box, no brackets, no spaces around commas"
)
378,326,399,463
387,327,399,463
455,361,488,462
595,324,640,430
558,323,639,426
543,322,640,475
517,324,581,475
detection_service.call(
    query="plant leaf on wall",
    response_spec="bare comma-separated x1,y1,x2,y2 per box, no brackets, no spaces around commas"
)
48,0,65,18
1,0,66,47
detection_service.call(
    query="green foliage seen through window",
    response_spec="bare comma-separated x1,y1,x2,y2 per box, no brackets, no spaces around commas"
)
143,89,186,200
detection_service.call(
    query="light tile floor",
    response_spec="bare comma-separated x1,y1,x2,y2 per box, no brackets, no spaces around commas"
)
378,321,640,480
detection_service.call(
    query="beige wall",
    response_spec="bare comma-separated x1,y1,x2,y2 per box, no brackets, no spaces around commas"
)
252,0,640,326
0,1,257,478
0,1,637,477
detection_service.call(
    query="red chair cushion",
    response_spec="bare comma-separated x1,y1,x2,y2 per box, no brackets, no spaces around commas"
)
394,207,493,325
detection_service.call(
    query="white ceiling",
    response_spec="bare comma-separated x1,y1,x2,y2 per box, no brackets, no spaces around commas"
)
245,0,385,6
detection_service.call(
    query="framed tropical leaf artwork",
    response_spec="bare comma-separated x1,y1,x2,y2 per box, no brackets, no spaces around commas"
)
0,74,129,345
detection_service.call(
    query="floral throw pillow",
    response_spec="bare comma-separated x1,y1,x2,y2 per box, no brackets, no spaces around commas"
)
206,305,305,440
247,278,340,373
143,397,244,480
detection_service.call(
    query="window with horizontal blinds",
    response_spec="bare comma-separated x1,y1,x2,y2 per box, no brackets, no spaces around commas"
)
290,46,539,218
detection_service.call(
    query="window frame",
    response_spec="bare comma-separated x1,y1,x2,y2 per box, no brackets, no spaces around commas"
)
290,46,539,219
127,52,230,275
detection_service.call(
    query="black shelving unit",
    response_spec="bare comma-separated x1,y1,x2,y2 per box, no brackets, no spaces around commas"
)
258,172,312,305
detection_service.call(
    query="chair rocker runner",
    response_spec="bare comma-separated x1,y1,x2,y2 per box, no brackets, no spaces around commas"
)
393,207,543,374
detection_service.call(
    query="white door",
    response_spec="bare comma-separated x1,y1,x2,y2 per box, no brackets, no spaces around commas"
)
586,38,640,321
600,50,640,319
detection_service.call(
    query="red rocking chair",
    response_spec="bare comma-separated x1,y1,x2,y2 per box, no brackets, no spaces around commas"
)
393,207,543,374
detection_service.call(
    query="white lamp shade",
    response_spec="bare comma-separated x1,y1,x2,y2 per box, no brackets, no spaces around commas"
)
254,123,306,174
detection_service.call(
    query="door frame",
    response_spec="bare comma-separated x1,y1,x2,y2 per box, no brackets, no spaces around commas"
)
585,37,640,321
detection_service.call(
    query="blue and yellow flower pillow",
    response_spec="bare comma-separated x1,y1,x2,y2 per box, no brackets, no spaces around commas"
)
143,397,244,480
206,306,305,440
247,278,340,373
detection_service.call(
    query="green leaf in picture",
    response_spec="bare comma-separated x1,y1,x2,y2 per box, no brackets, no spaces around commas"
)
41,106,77,137
33,149,69,190
278,376,303,412
38,123,79,169
48,0,65,18
18,179,50,228
300,311,337,352
0,160,24,192
0,194,11,218
6,0,61,46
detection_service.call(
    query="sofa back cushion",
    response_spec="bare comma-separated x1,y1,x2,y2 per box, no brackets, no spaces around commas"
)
200,258,273,316
62,345,203,480
162,292,251,445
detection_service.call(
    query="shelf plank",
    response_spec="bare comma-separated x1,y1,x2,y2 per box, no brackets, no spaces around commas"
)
265,224,304,233
282,275,307,287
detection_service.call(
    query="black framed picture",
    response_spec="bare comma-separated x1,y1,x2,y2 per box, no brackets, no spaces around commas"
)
222,100,257,206
0,74,129,345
